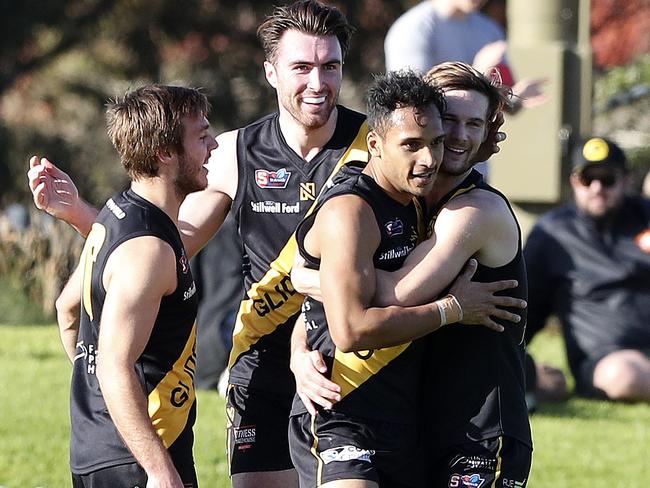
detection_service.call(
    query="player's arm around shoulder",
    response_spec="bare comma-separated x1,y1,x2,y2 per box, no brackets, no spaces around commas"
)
97,236,184,487
376,192,491,307
315,195,457,349
178,129,238,258
459,188,519,267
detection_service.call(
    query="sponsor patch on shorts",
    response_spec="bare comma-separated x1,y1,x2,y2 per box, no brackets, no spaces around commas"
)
320,445,375,464
233,425,256,450
449,473,485,488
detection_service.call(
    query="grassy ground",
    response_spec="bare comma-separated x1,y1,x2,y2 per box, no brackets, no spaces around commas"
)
0,324,648,487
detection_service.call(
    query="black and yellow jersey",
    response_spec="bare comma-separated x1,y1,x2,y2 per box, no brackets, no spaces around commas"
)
228,105,368,396
70,189,198,477
291,170,425,423
424,170,532,448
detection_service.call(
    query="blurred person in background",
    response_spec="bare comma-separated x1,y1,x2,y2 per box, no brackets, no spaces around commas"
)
384,0,546,115
525,137,650,403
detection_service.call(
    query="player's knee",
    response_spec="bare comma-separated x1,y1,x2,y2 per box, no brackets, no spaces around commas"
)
593,357,641,400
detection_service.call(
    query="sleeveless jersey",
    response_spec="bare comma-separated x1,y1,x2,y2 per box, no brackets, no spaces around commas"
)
424,170,532,447
70,189,199,476
229,105,368,396
291,170,426,423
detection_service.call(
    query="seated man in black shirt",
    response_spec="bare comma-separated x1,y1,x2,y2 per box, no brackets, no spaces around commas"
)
525,136,650,402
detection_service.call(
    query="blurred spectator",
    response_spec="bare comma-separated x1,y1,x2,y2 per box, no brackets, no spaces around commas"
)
385,0,546,180
525,137,650,403
385,0,504,73
191,214,244,392
2,202,30,232
384,0,546,112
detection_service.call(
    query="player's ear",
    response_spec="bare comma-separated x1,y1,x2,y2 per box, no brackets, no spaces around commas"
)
367,130,382,158
264,61,278,89
156,146,175,168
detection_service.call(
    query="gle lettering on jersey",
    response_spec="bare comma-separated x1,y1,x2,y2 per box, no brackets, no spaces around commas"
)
171,342,197,408
255,168,291,189
74,340,98,375
252,274,297,317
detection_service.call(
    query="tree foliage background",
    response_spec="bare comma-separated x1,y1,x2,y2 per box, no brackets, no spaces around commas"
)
0,0,648,321
0,0,412,207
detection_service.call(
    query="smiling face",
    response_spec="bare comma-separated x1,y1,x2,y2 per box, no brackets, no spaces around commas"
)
368,104,445,202
173,113,217,197
264,29,342,130
440,89,490,177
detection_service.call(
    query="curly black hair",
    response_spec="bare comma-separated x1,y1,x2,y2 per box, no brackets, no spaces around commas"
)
366,70,446,136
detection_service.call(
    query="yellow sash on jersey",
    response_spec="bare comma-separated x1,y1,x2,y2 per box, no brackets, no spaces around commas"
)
148,325,196,448
228,122,370,369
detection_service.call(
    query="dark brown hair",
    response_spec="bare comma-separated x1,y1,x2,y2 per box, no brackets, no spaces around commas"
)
106,85,209,179
257,0,355,63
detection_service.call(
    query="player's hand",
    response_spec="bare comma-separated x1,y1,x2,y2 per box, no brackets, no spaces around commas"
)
471,111,506,164
27,155,80,221
290,339,341,414
146,470,185,488
449,259,527,332
512,77,548,109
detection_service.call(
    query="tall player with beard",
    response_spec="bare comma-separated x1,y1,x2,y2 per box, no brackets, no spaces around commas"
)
54,85,216,487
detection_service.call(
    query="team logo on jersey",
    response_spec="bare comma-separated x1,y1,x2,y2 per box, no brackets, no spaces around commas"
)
179,252,189,274
385,219,404,237
255,168,291,189
300,182,316,201
448,473,485,488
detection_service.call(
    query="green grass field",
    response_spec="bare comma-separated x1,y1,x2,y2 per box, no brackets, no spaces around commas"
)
1,324,648,487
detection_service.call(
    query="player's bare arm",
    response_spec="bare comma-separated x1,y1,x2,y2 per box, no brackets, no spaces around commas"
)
177,129,238,257
55,264,83,362
376,189,525,329
97,236,184,487
311,195,459,352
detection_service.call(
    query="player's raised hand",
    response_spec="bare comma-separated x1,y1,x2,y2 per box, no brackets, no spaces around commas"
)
27,155,79,220
471,111,506,164
448,259,527,332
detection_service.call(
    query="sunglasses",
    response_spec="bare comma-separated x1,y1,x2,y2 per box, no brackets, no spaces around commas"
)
579,171,619,188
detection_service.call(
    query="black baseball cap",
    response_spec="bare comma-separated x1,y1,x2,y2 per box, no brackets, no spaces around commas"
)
571,137,627,173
